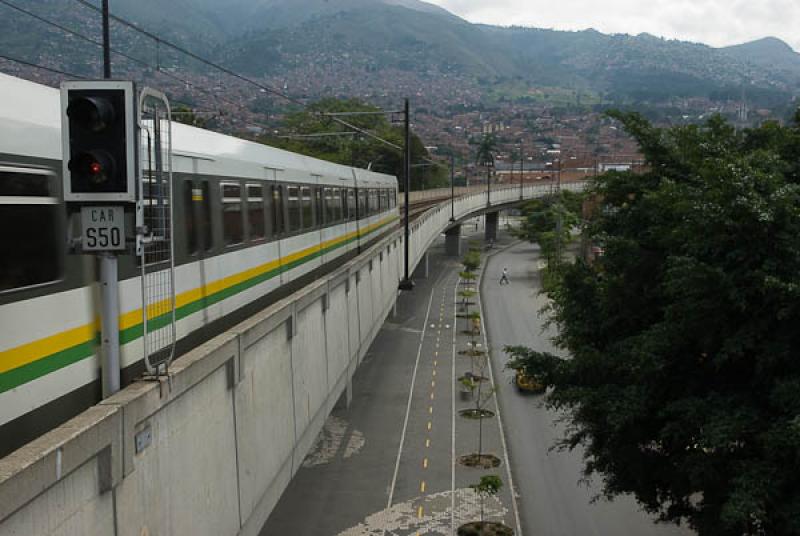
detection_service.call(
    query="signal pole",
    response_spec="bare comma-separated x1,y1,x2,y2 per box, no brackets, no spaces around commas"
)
99,1,119,397
102,0,111,79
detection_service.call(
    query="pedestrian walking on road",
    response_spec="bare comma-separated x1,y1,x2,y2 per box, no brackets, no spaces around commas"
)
499,267,510,285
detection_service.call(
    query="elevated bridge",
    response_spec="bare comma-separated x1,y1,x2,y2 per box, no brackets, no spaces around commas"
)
0,181,584,536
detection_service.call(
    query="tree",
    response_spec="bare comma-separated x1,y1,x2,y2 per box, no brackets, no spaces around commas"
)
171,105,208,128
475,134,496,184
509,111,800,535
470,475,503,526
259,98,447,190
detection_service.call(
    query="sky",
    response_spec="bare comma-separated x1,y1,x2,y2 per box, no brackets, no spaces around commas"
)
425,0,800,52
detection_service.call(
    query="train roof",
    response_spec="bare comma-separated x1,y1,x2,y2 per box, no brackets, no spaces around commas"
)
0,73,395,186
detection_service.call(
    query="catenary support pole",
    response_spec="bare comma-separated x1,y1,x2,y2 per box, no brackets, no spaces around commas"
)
399,98,414,290
450,153,455,221
519,144,524,199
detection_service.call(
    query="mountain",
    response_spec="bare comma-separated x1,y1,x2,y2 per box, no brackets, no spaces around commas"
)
110,0,457,41
1,0,798,110
723,37,800,75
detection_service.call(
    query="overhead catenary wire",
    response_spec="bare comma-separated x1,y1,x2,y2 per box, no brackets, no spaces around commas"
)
0,52,86,79
70,0,412,151
0,0,276,128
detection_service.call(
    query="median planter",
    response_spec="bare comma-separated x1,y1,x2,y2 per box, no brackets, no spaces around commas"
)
458,453,501,468
457,521,513,536
459,408,495,419
459,475,512,535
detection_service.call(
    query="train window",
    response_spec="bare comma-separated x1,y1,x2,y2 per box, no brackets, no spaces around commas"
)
358,189,367,217
313,187,322,228
0,167,61,292
200,181,213,251
221,181,243,246
348,189,356,220
271,184,284,235
324,187,334,224
302,187,313,229
247,184,266,240
369,189,377,215
333,188,343,222
184,181,198,255
287,186,301,231
340,188,348,221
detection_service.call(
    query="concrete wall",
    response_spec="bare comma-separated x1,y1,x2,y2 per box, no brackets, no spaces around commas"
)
0,182,583,536
0,232,401,536
406,183,584,275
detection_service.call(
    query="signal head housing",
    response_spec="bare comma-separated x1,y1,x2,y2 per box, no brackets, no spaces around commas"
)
61,80,137,203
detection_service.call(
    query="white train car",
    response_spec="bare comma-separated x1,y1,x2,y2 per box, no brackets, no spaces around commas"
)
0,73,398,456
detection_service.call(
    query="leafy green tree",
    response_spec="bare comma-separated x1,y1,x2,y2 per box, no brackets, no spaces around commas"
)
171,105,208,128
259,98,446,190
508,111,800,535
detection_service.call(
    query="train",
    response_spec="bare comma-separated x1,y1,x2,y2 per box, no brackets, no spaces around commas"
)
0,72,399,457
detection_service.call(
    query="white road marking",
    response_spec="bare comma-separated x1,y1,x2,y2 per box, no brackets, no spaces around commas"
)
478,263,524,536
386,273,440,511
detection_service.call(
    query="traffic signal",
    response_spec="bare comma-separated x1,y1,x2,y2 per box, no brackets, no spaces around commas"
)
61,81,137,203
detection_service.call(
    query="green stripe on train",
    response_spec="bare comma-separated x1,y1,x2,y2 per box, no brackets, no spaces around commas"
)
0,218,394,394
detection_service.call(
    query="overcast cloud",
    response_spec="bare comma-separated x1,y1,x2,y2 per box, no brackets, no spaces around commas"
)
427,0,800,51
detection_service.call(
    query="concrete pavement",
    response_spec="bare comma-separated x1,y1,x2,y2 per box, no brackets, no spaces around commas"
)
261,228,517,535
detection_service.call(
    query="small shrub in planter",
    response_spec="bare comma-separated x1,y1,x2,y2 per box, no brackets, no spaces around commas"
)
457,475,513,535
457,521,513,536
459,408,495,419
458,453,502,468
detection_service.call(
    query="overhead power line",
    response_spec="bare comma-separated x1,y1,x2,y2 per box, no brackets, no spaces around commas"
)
70,0,410,151
0,0,278,127
0,52,86,79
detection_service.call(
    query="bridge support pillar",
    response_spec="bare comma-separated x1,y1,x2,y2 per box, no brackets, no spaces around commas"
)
485,211,499,243
445,225,461,257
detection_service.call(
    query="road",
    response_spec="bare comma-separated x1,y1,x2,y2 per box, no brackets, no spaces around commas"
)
481,239,694,536
262,226,518,535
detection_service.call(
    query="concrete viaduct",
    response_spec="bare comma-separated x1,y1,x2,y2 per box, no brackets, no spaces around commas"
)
0,181,583,536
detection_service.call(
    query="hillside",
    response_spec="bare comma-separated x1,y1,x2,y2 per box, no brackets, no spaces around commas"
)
1,0,799,110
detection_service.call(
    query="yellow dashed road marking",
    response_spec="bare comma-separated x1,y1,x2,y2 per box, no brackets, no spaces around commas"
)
427,421,432,430
423,458,429,469
421,481,426,493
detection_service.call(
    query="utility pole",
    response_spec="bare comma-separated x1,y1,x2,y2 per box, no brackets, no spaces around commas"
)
399,98,414,290
102,0,111,79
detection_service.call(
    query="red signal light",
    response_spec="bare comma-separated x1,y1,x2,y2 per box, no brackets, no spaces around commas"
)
89,161,103,175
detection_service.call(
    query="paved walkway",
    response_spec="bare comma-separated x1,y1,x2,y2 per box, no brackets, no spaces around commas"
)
261,224,518,535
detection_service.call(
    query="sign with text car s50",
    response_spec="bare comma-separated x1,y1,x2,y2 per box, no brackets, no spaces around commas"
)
80,206,125,251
